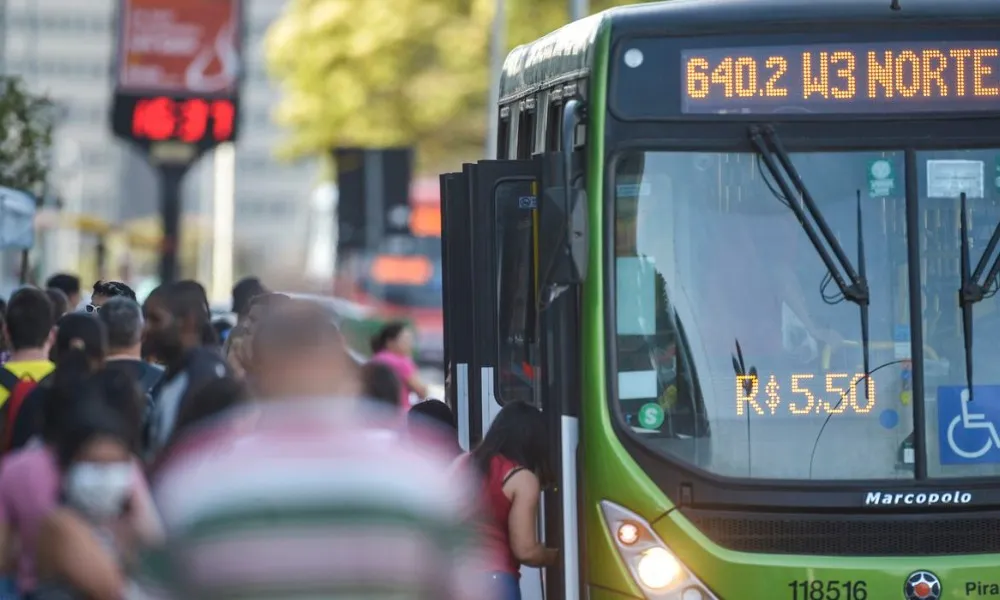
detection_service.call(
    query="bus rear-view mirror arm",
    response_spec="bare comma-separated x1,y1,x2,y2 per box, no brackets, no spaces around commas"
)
538,99,589,300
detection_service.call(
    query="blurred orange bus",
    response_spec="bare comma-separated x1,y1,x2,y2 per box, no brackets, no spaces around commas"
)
335,179,444,366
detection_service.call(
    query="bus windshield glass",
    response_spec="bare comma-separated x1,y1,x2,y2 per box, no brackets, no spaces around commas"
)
614,148,1000,480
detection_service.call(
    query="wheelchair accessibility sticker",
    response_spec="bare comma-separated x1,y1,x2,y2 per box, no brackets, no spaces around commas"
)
938,386,1000,464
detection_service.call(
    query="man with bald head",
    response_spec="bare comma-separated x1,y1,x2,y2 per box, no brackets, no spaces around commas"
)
251,301,361,401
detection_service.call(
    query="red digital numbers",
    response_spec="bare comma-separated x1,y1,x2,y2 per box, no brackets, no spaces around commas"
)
131,97,175,140
211,100,235,140
130,97,236,143
178,99,209,142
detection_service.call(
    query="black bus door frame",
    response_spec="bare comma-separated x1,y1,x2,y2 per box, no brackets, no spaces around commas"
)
442,157,581,600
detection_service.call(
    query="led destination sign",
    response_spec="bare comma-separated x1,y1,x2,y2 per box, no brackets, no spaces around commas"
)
682,41,1000,115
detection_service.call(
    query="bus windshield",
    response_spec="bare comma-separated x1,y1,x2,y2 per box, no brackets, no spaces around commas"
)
614,148,1000,480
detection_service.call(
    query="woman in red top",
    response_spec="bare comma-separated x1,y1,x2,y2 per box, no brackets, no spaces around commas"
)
470,401,558,600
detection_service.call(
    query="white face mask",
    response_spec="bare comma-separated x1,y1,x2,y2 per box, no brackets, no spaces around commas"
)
65,462,133,520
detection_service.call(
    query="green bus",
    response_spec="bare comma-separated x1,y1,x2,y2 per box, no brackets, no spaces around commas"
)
439,0,1000,598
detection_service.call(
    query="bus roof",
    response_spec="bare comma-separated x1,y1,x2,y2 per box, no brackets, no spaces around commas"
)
499,0,1000,104
500,14,605,104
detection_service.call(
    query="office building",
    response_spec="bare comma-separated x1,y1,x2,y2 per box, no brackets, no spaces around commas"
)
1,0,317,280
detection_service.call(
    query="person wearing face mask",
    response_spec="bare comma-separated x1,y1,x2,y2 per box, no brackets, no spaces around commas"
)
0,366,158,600
33,402,142,600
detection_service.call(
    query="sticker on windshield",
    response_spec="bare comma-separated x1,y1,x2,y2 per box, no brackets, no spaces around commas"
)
637,402,665,429
938,386,1000,464
867,159,896,198
927,159,984,199
995,157,1000,192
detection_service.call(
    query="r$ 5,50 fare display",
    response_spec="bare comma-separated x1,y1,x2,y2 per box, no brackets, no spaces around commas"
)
737,373,876,416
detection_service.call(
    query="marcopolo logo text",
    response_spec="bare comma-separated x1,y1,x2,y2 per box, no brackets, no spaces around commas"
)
865,490,972,507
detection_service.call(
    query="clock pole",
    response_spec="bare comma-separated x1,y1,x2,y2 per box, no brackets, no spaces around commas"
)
158,163,185,284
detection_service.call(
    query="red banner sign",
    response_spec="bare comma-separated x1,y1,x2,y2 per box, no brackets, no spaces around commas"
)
116,0,241,95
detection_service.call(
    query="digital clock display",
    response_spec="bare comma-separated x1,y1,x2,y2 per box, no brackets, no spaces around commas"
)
681,41,1000,115
111,94,239,153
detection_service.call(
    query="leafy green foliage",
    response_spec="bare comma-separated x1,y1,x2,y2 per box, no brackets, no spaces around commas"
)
0,76,54,197
266,0,651,174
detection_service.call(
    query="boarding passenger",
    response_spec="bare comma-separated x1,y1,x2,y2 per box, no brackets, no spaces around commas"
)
468,401,559,600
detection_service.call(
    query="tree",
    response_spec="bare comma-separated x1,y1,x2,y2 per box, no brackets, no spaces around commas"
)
266,0,650,174
0,76,55,197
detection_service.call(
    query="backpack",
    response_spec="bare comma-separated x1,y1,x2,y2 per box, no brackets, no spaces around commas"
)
0,367,38,453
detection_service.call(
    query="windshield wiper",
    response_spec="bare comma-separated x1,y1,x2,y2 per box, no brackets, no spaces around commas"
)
748,126,871,398
957,192,1000,401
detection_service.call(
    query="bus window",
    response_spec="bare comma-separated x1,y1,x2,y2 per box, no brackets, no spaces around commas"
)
516,106,536,159
495,181,537,406
546,102,563,151
498,112,511,158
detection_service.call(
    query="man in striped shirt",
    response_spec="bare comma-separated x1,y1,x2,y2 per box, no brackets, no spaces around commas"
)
135,305,492,599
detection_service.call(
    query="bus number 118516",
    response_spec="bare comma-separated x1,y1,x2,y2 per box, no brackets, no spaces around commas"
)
788,580,868,600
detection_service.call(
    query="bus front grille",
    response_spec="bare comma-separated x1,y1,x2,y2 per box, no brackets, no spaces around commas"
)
679,508,1000,555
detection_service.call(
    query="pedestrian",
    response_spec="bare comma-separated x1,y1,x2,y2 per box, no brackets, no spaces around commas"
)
45,288,69,319
34,400,153,600
362,361,402,409
467,401,558,600
142,282,229,462
0,350,159,598
369,322,429,409
137,327,487,599
231,276,266,328
45,274,81,311
409,399,462,457
8,312,108,452
98,297,163,394
88,280,137,312
0,288,56,446
252,303,360,401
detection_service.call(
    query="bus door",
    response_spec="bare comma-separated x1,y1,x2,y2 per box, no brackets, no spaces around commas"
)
441,158,553,600
440,160,541,442
440,168,476,450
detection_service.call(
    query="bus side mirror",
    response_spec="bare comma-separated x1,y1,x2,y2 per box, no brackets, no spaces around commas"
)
539,154,588,286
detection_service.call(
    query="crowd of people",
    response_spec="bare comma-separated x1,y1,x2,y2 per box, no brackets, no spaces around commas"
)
0,272,556,600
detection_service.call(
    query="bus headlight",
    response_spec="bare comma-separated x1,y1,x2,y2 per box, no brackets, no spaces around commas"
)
600,501,719,600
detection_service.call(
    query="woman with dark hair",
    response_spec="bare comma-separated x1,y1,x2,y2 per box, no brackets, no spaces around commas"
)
34,401,140,599
9,313,108,452
368,321,428,410
469,401,558,600
0,368,159,599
